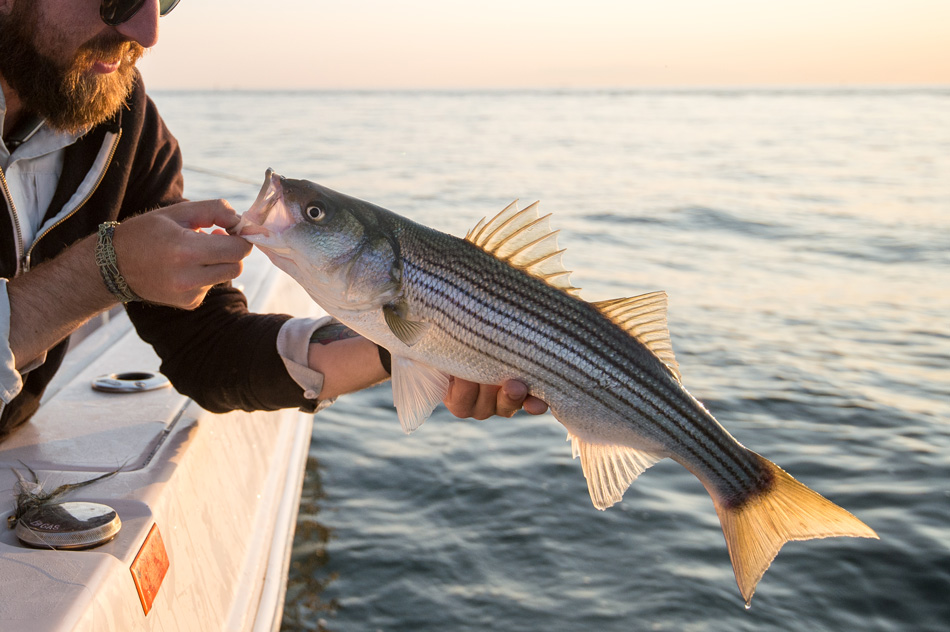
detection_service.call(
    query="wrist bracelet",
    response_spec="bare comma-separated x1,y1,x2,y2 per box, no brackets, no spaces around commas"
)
95,221,142,303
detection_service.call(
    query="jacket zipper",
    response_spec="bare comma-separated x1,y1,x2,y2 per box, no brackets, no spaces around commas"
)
0,166,27,276
0,167,23,421
24,129,122,273
0,130,121,421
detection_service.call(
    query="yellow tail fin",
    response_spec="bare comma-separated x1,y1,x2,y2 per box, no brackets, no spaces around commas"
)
712,453,878,606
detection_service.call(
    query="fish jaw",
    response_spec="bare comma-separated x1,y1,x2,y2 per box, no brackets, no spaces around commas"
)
236,168,297,246
232,169,320,294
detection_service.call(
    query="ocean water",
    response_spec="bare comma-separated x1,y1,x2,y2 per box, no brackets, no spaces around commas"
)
150,88,950,632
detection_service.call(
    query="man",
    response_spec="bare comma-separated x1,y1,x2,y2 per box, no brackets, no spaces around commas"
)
0,0,546,438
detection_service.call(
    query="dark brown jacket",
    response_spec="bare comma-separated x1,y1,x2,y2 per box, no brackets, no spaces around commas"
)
0,73,314,437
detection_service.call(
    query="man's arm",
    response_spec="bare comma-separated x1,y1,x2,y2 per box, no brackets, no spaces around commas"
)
307,332,549,419
6,200,248,371
7,231,113,371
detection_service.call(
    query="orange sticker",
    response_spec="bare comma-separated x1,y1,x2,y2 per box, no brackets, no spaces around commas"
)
130,523,170,615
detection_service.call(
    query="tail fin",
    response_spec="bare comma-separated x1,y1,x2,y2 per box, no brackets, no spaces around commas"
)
711,453,878,606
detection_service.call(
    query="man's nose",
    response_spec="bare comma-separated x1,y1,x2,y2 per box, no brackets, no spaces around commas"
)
113,0,160,49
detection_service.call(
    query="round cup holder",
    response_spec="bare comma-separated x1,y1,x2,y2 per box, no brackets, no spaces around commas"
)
92,371,170,393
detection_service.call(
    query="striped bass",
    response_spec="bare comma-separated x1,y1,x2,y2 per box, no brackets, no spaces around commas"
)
237,169,877,605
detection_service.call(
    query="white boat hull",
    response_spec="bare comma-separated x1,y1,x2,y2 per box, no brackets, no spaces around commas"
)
0,250,318,631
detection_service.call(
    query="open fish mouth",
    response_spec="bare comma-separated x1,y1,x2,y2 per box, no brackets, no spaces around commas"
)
233,168,289,242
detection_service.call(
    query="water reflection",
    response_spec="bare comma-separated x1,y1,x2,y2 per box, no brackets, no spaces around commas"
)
151,89,950,632
281,455,337,632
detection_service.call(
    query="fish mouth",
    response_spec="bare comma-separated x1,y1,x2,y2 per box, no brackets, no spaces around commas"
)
233,168,287,242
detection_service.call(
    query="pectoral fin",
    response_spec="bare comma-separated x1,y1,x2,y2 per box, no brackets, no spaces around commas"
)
383,304,430,346
391,355,451,433
567,432,664,510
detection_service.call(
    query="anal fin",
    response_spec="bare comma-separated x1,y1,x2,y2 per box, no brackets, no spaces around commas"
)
567,433,664,510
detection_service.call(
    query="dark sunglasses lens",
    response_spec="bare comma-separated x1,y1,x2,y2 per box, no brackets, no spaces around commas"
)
100,0,146,26
101,0,180,25
159,0,181,17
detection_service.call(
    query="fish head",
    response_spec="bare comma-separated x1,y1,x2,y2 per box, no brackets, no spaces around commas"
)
237,169,403,312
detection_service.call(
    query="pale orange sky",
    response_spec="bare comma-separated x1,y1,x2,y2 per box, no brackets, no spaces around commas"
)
138,1,950,89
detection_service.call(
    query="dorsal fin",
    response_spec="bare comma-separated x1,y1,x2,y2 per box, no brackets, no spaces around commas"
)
466,200,580,296
592,291,681,381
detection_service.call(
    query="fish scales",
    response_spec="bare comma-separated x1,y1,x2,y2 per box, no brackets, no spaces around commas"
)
237,170,878,605
401,224,762,495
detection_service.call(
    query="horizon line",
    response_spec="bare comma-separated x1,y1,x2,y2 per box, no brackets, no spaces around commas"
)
148,83,950,93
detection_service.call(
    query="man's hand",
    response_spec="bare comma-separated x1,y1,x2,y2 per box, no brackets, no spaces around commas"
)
443,377,549,419
114,200,252,309
7,200,251,370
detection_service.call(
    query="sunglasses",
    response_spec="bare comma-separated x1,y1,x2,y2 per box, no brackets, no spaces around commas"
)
100,0,181,27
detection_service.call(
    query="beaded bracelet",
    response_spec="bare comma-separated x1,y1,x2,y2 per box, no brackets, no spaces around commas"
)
94,221,142,303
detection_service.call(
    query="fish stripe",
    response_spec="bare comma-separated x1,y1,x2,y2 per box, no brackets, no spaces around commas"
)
402,229,761,496
411,273,752,497
406,242,724,446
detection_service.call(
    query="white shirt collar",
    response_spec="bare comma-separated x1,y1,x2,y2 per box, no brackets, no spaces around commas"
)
0,87,84,170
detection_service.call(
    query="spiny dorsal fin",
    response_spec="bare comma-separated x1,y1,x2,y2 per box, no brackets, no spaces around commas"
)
592,291,681,381
466,200,580,296
567,432,664,510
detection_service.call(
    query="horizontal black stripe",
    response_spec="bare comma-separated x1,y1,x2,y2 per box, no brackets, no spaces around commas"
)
398,227,761,495
405,232,749,476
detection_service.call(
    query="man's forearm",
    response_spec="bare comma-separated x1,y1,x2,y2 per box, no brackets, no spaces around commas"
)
7,233,116,370
305,327,548,419
307,332,390,400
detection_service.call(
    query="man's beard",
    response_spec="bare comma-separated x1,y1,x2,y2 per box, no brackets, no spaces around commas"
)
0,3,144,134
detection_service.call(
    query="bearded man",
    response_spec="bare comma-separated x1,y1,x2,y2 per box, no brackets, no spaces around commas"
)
0,0,546,438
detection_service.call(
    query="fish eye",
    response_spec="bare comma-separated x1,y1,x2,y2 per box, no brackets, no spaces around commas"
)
305,202,327,222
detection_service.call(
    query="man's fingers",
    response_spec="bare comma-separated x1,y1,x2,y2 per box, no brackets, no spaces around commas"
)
443,377,480,418
471,383,501,420
190,261,245,288
445,377,499,419
173,200,253,264
495,380,528,417
182,230,253,264
443,378,547,420
522,395,549,416
166,199,241,231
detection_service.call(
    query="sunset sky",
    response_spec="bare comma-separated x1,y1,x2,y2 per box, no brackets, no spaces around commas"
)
138,0,949,89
